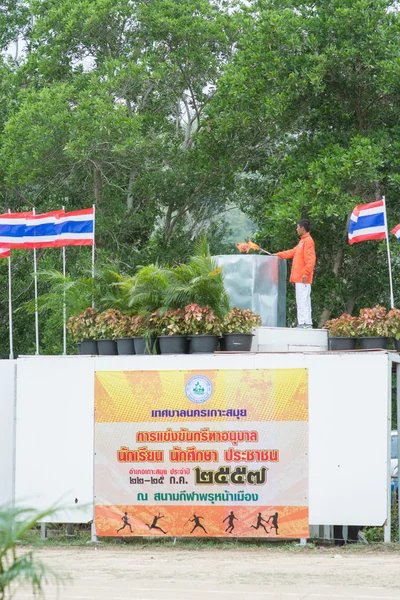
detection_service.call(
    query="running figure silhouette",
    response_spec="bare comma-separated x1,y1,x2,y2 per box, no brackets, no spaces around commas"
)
147,513,167,534
268,512,279,535
250,512,269,534
117,512,132,533
190,514,207,534
223,511,238,534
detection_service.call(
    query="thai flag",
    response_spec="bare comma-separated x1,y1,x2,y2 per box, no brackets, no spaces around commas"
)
391,224,400,241
0,208,94,248
54,208,94,247
23,210,65,249
348,200,387,245
0,212,34,248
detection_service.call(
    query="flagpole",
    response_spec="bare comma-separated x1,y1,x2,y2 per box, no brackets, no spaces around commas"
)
33,207,39,355
383,196,395,309
8,254,13,359
62,205,67,355
7,210,13,360
92,204,95,309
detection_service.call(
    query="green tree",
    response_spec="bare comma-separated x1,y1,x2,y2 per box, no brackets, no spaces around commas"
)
205,0,400,324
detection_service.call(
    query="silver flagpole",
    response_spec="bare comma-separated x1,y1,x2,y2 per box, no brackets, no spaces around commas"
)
92,204,95,308
383,196,395,309
62,206,67,355
33,207,39,354
7,210,13,360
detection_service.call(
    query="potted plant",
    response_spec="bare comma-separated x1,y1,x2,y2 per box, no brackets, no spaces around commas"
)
323,314,359,351
114,314,136,355
356,305,389,349
131,314,158,355
184,303,222,353
164,238,230,319
67,307,99,355
385,308,400,351
154,308,189,354
221,308,262,352
93,309,121,355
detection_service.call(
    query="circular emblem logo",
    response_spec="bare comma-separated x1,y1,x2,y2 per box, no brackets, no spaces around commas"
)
185,375,213,404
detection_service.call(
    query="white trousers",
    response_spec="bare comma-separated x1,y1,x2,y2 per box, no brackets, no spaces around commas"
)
295,283,312,325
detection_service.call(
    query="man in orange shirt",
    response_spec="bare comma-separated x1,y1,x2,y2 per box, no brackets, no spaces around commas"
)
274,220,316,328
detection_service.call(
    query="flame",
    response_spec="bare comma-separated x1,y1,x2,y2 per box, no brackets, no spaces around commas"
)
236,239,261,253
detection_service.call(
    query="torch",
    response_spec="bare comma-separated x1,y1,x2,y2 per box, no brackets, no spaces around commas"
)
236,239,272,255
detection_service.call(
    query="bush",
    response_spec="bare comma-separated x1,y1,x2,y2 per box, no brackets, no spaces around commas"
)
184,303,222,336
357,305,388,337
323,314,359,338
386,308,400,341
223,308,262,334
66,307,98,342
93,309,123,340
152,308,188,336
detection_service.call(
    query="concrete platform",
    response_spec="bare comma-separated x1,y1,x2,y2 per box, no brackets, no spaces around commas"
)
254,326,328,353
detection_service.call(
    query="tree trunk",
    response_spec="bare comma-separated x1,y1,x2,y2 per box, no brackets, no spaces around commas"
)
126,170,137,211
318,308,331,328
317,214,351,327
164,205,173,241
375,180,382,200
345,295,357,314
94,167,103,205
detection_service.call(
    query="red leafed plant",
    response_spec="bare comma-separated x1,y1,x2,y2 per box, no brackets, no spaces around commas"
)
113,314,135,338
151,308,188,336
184,303,222,335
323,314,359,338
384,308,400,340
357,305,388,337
67,307,99,342
93,309,123,340
130,314,151,337
223,308,262,334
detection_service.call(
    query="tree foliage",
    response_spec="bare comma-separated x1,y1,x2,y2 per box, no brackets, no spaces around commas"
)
206,0,400,324
2,0,400,354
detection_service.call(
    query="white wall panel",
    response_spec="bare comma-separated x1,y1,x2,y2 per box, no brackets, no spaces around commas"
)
254,352,389,526
14,351,390,527
308,352,389,526
0,360,16,506
15,356,95,522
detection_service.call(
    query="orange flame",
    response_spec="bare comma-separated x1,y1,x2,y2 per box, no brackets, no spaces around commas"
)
236,239,261,253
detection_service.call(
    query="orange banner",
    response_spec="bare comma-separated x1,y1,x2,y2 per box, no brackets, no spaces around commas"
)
94,368,309,538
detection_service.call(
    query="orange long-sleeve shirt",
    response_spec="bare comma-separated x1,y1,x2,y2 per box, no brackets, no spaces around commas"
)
277,232,316,284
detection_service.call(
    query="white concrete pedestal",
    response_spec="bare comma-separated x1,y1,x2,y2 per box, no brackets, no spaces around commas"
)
254,327,328,353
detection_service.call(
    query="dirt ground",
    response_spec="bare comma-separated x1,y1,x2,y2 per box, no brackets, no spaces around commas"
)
17,544,400,600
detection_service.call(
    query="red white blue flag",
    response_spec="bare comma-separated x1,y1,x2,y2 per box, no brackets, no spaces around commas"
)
391,223,400,241
348,200,387,245
0,212,34,248
0,208,94,248
23,210,65,249
54,208,94,247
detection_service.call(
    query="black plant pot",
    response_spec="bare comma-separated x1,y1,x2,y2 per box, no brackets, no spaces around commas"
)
158,335,188,354
394,339,400,352
328,337,357,351
358,337,388,350
189,335,219,354
116,338,136,355
223,333,254,352
97,339,118,355
134,336,158,355
79,340,98,355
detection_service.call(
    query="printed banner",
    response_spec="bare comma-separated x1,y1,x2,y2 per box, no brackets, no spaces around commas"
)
94,369,309,538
